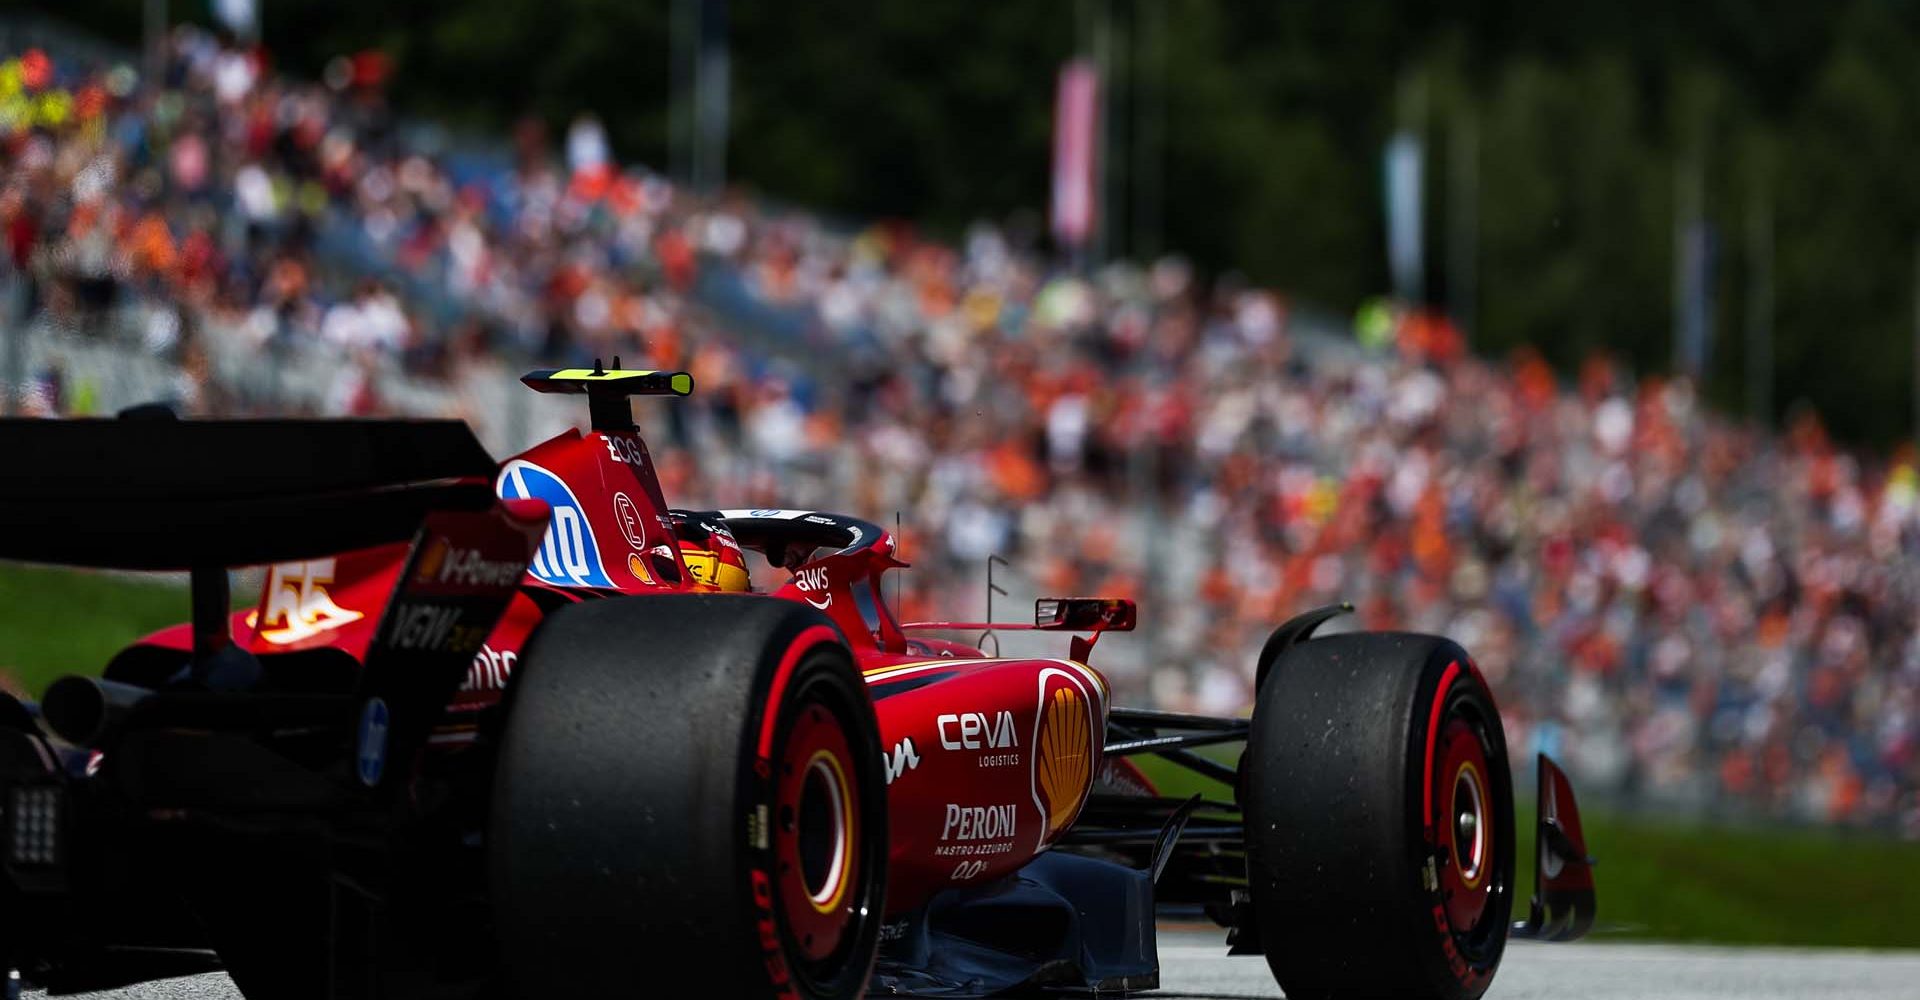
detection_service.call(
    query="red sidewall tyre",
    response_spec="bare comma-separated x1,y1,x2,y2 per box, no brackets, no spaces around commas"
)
1244,632,1514,1000
489,595,887,1000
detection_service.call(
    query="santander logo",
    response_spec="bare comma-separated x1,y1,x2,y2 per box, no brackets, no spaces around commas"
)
884,737,921,785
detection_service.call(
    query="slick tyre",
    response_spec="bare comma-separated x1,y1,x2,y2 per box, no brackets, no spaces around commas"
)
1244,633,1513,1000
490,595,887,999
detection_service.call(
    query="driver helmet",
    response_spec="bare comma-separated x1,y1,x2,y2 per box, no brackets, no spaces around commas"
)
671,511,752,592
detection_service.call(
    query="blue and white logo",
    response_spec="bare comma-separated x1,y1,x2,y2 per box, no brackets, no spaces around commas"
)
497,459,614,588
357,698,389,787
720,508,810,521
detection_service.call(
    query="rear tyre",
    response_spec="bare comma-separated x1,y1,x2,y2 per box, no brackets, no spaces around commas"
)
1244,633,1513,1000
489,595,887,999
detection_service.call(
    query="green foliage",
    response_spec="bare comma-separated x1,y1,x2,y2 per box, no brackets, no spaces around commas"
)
15,0,1920,440
730,3,1068,225
1768,2,1920,442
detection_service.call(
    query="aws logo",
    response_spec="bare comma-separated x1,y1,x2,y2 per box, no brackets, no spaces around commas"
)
791,565,832,610
496,459,614,588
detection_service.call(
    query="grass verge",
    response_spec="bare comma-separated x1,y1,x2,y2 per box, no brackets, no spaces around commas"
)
1553,807,1920,948
0,561,199,699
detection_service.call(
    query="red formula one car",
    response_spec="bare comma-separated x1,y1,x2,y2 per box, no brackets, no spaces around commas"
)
0,368,1595,1000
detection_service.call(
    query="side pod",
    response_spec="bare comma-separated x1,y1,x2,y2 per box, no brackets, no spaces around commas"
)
1510,754,1597,942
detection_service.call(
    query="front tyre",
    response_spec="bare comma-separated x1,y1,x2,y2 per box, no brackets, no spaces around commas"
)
489,595,887,999
1244,633,1514,1000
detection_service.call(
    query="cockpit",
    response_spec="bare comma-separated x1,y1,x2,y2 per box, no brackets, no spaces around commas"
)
676,508,907,651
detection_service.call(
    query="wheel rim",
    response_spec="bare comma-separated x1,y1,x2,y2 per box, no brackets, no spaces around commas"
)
797,753,852,913
1434,714,1496,938
1452,758,1487,885
775,698,861,965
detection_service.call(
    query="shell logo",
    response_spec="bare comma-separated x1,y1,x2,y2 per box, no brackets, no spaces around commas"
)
414,538,449,584
1031,668,1095,847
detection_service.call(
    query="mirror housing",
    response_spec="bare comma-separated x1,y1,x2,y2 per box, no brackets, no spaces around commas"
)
1034,598,1136,632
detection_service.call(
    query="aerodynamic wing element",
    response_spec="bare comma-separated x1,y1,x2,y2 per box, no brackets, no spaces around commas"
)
1511,754,1598,941
519,366,693,397
0,417,498,570
520,363,693,432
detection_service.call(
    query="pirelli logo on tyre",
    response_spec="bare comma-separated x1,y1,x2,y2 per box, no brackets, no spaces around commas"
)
1030,667,1096,849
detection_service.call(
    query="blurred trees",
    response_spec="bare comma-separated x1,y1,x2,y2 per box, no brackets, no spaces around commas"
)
19,0,1920,442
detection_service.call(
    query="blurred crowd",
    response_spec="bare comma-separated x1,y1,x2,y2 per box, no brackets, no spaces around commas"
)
4,28,1918,833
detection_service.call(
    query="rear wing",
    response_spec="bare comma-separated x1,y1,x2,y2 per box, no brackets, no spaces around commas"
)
10,417,548,772
0,418,498,571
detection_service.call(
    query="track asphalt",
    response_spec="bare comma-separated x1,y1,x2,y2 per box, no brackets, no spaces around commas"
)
33,930,1920,998
1156,930,1920,999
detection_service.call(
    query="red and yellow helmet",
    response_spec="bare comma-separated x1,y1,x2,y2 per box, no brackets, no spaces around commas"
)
671,512,752,593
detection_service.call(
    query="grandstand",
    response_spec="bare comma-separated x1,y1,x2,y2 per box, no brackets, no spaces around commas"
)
3,22,1917,836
